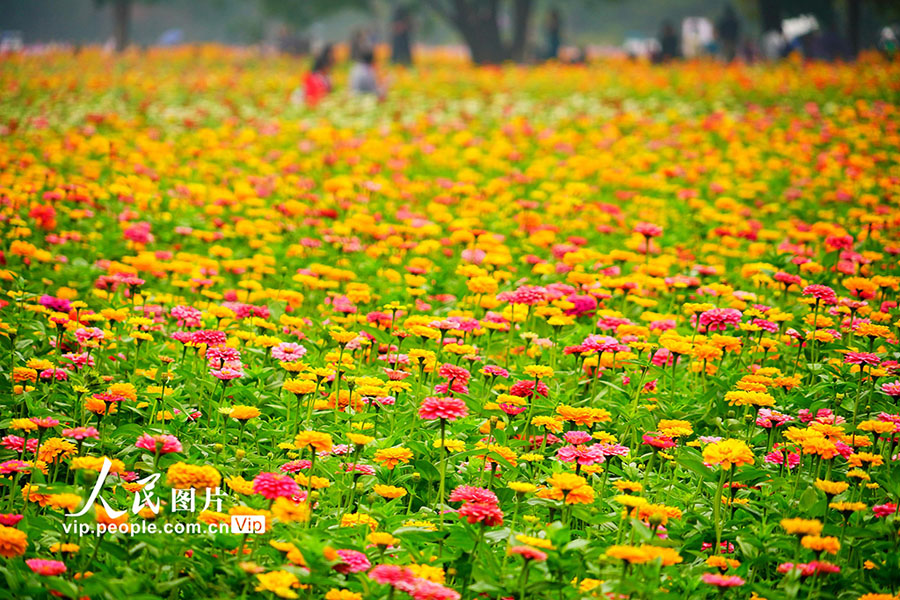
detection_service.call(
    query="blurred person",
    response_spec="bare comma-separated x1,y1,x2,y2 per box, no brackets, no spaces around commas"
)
391,5,413,66
879,26,898,60
820,23,849,61
715,4,740,62
543,9,562,60
350,27,373,62
349,48,385,99
653,20,681,63
302,44,334,107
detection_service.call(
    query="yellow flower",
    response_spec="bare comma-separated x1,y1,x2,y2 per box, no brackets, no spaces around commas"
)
284,379,316,395
166,462,221,490
780,518,823,536
347,433,374,446
367,532,399,546
507,482,537,494
230,405,260,420
0,525,28,558
325,590,362,600
373,447,413,469
657,419,693,438
272,497,310,523
10,418,38,432
373,484,407,499
801,535,840,554
340,512,378,530
408,563,445,583
516,534,554,550
702,439,754,469
255,570,301,599
523,365,554,379
294,431,333,452
814,479,850,496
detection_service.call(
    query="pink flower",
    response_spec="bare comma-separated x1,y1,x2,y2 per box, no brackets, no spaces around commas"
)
698,308,743,332
206,347,241,368
62,427,100,440
279,460,311,473
844,352,880,366
448,485,497,504
343,463,376,475
25,559,67,576
458,502,504,526
30,417,59,429
409,578,461,600
252,472,301,500
369,564,418,592
481,365,509,378
701,573,744,587
509,285,546,306
210,365,245,380
634,222,663,238
509,380,548,398
756,409,793,428
171,305,202,327
334,549,371,574
509,546,548,561
438,363,471,384
0,460,32,474
642,433,675,449
418,397,468,421
271,342,307,362
135,433,182,455
563,431,592,445
0,513,23,527
802,285,837,304
765,451,800,469
191,330,227,346
873,503,898,518
1,436,38,453
583,335,624,354
880,381,900,397
499,403,527,416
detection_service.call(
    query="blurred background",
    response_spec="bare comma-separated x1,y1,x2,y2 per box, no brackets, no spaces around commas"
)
0,0,898,64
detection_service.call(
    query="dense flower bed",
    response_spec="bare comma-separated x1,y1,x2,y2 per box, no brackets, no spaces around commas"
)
1,47,900,600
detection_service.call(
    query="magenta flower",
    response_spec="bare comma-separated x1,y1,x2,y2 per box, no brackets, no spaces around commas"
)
448,485,497,505
0,513,24,527
701,573,744,587
802,284,837,304
458,501,504,526
333,549,371,574
25,559,67,576
418,397,468,421
252,472,301,500
135,433,182,455
271,342,307,362
634,222,663,238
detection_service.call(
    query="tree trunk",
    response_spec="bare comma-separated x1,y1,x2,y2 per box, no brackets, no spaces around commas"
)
846,0,860,58
113,0,132,53
465,0,505,64
757,0,781,32
428,0,511,65
510,0,532,63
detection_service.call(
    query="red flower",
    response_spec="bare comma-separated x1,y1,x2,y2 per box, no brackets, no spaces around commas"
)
458,502,504,526
418,397,468,421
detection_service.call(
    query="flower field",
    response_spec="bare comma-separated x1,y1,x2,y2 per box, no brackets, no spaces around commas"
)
2,47,900,600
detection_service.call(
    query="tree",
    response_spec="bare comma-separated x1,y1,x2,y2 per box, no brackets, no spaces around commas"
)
423,0,534,64
259,0,539,65
94,0,134,52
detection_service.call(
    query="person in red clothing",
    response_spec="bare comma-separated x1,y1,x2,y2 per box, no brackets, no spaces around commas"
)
303,44,334,107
